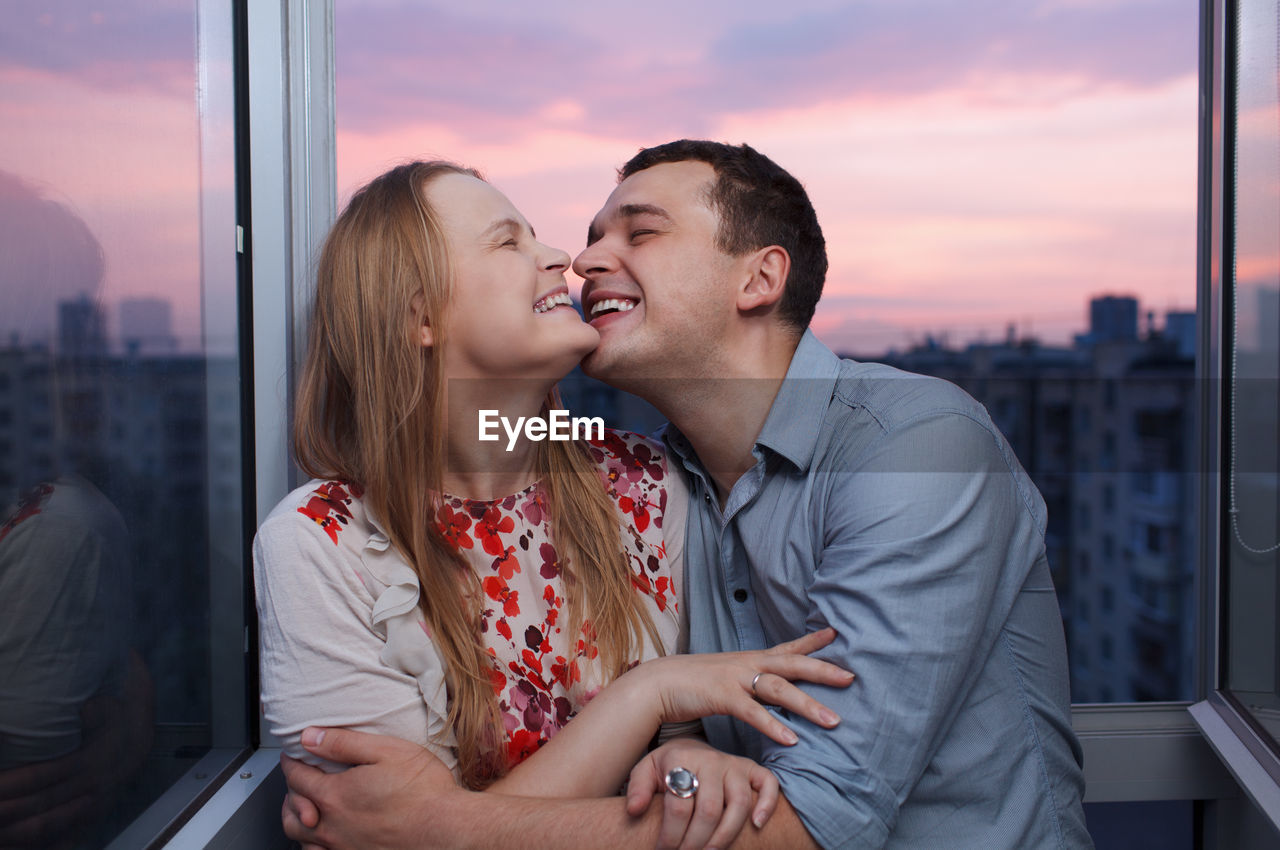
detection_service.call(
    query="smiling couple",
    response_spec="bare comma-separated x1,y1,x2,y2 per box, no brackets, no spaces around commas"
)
254,140,1091,850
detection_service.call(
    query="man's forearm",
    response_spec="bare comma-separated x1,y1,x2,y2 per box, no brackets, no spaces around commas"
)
444,786,819,849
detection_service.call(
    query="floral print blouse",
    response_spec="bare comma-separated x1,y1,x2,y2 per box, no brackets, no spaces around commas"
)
254,430,686,777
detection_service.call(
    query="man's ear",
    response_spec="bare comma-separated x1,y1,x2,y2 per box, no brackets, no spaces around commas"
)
737,246,790,313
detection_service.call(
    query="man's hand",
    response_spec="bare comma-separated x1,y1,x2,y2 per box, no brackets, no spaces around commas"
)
281,727,462,850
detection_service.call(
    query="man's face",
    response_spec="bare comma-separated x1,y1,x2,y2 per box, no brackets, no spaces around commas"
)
572,161,741,387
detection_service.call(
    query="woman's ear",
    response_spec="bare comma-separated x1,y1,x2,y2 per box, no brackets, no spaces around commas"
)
419,323,434,348
737,246,790,313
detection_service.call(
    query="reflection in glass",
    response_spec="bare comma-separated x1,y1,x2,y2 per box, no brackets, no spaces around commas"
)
1226,0,1280,754
0,3,240,845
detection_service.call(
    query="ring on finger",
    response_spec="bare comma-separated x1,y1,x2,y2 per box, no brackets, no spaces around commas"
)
664,766,699,799
750,672,764,698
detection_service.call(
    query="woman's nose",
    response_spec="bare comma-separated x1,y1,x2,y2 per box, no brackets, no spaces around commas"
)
541,244,570,273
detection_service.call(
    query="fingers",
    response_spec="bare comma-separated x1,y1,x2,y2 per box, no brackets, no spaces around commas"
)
625,756,659,816
282,794,311,842
280,754,329,805
702,769,755,850
766,626,837,657
730,699,801,746
656,792,695,850
676,773,723,850
749,673,841,732
759,653,855,689
300,726,394,766
286,789,321,829
749,765,779,829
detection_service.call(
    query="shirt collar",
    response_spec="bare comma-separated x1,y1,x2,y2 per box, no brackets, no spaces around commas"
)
662,329,841,475
754,329,841,472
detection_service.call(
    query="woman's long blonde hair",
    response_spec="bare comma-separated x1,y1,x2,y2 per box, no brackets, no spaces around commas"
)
293,161,661,788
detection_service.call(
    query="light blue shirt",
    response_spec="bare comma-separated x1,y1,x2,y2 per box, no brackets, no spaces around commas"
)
663,331,1091,849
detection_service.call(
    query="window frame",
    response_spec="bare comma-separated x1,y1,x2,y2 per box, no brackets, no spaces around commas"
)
1188,0,1280,833
168,0,1277,844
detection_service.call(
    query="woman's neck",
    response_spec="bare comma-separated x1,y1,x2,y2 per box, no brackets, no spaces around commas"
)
442,377,554,501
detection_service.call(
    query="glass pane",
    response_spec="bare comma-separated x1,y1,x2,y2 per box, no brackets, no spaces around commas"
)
1225,0,1280,754
334,1,1198,717
0,3,243,845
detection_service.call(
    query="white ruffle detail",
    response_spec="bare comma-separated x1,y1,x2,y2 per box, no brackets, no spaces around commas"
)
361,528,458,757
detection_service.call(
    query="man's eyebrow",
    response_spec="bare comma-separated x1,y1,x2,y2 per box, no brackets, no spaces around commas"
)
618,203,673,223
586,204,671,246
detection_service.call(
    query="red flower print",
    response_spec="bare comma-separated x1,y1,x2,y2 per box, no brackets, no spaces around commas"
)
617,493,652,532
539,542,562,580
482,575,520,617
492,546,519,580
524,625,544,651
0,483,54,544
297,481,357,545
437,504,474,550
477,505,515,556
627,442,664,482
495,618,512,641
522,648,543,674
506,728,542,765
519,490,546,526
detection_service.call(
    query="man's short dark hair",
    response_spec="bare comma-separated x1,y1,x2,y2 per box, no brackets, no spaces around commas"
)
619,140,827,331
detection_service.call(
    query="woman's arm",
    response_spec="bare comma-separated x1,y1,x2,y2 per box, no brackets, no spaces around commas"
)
487,628,852,799
253,504,457,773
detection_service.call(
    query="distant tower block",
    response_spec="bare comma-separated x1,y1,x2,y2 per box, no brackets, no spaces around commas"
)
119,297,176,355
58,294,107,357
1089,295,1139,343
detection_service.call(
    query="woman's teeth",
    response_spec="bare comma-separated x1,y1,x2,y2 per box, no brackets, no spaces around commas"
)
533,292,574,313
590,298,637,317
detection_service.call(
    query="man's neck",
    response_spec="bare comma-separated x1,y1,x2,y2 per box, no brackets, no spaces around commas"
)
659,331,802,506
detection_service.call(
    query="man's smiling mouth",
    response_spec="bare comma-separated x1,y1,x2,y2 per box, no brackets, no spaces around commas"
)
589,298,637,318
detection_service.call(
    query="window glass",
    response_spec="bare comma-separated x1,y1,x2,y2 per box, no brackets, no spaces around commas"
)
1224,0,1280,753
333,0,1198,722
0,3,243,845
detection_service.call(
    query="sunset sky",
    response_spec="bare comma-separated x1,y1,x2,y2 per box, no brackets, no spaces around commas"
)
334,0,1201,353
0,1,1200,354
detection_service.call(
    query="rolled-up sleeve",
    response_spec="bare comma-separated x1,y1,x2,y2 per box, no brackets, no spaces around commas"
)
764,411,1042,848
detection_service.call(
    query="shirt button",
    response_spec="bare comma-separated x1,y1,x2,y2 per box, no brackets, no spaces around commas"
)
733,588,748,603
703,492,712,504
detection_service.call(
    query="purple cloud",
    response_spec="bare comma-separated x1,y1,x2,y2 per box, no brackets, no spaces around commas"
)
335,1,1196,144
0,1,193,96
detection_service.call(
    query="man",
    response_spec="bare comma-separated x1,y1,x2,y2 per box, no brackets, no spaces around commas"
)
282,141,1090,849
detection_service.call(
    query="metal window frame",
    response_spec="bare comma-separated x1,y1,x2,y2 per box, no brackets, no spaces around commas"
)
1188,0,1280,834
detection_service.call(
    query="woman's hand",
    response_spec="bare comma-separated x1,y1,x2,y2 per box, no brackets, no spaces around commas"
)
630,627,853,747
626,737,777,850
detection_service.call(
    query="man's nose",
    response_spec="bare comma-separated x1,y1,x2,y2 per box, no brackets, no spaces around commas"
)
572,240,614,279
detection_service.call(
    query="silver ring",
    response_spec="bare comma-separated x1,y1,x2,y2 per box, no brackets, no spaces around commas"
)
750,672,764,697
664,766,698,799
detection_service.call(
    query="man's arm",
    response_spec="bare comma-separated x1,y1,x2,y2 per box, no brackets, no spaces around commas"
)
284,726,818,850
756,411,1042,847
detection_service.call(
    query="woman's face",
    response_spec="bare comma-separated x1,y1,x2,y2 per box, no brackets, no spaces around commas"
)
425,172,599,382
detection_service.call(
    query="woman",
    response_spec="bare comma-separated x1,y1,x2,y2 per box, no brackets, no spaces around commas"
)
254,162,850,847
